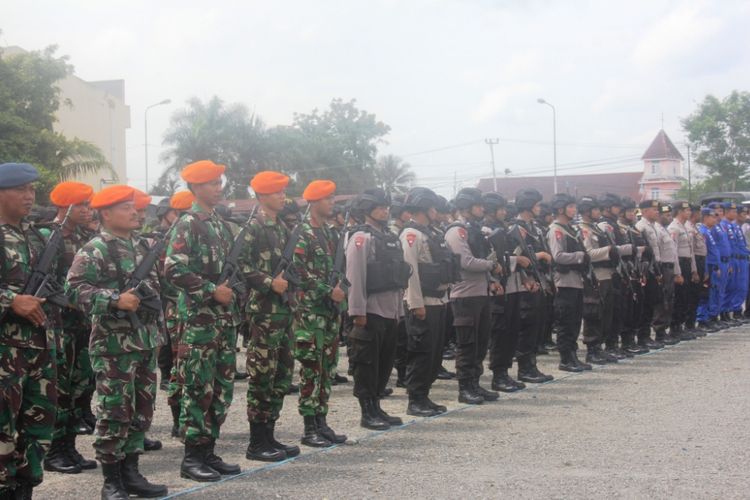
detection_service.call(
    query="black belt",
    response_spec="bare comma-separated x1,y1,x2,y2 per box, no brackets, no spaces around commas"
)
661,262,674,269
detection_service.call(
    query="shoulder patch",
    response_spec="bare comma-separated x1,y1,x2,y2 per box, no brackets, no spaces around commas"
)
355,235,365,248
555,230,563,241
458,227,467,240
405,232,417,247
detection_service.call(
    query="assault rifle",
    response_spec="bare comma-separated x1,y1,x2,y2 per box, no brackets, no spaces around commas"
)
0,206,73,325
572,224,599,293
273,204,310,304
508,223,549,294
215,204,259,294
327,208,352,312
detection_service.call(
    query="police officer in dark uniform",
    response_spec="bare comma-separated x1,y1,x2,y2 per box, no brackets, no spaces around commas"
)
389,195,411,389
617,198,650,354
535,202,556,354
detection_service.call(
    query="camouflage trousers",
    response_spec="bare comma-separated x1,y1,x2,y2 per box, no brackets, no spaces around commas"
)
246,313,293,424
91,351,156,464
293,312,339,417
0,346,57,488
52,331,76,440
71,329,94,423
166,318,184,411
179,325,236,446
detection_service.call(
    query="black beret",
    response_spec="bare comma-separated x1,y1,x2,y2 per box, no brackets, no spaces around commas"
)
638,199,659,209
0,163,40,189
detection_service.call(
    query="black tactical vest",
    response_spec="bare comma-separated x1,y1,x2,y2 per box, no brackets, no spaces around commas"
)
550,222,584,273
404,221,460,296
447,219,490,258
354,224,411,294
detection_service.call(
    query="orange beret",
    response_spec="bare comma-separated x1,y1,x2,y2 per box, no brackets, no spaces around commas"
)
170,190,195,210
133,189,152,210
250,171,289,194
49,181,94,207
180,160,226,184
303,180,336,202
90,185,135,210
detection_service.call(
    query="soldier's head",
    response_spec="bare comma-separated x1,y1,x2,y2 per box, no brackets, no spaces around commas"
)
577,195,599,221
538,202,553,225
0,163,39,222
454,188,484,221
701,207,718,228
435,195,452,224
671,200,691,222
133,190,151,229
181,160,226,209
621,197,637,222
689,204,700,223
390,195,412,225
738,206,747,224
482,192,507,223
165,190,195,225
303,180,337,219
638,199,659,222
91,185,140,233
279,198,301,226
550,193,576,221
722,201,738,221
404,187,439,225
353,188,390,226
250,171,289,215
599,193,623,217
50,181,94,227
515,188,543,219
708,202,724,218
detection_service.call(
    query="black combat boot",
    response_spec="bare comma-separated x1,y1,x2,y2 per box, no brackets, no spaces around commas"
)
44,437,81,474
656,328,679,346
558,350,584,373
519,357,554,383
622,338,649,355
424,396,447,413
301,415,333,448
372,400,403,426
396,366,406,388
159,367,170,391
358,399,390,430
180,444,220,482
79,397,96,434
436,365,455,380
101,461,128,500
457,379,484,405
473,378,499,401
120,453,168,498
585,345,609,365
491,369,523,392
571,350,593,370
729,312,743,327
66,434,97,470
333,373,349,385
315,414,348,443
170,404,180,437
287,384,299,394
407,397,439,417
14,482,33,500
267,421,300,457
143,436,162,452
246,422,287,462
206,439,241,473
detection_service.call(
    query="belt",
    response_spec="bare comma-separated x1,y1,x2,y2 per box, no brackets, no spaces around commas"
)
661,262,674,269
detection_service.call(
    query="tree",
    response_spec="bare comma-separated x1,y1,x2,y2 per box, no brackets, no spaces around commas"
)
0,43,114,201
374,154,415,196
682,91,750,191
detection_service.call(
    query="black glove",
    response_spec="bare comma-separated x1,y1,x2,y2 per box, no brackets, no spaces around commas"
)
582,252,591,269
642,246,654,260
608,245,620,264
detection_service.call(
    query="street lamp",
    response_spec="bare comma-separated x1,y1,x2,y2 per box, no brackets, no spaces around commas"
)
144,99,171,192
537,98,558,194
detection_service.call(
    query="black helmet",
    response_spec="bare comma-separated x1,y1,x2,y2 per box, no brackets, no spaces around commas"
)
352,188,390,215
482,192,507,212
515,188,543,212
577,195,599,213
550,193,576,211
621,196,636,210
155,198,172,219
505,202,518,221
538,202,552,218
435,195,451,214
404,187,439,211
454,188,483,210
599,192,623,209
390,195,406,218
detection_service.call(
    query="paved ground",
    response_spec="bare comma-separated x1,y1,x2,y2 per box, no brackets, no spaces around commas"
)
38,326,750,499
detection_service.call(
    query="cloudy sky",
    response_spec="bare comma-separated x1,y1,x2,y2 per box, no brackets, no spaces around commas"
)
2,0,749,196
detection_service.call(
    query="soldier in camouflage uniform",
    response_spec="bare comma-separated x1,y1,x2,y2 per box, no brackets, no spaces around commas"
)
290,180,348,448
239,171,301,462
164,160,241,482
66,185,167,499
0,163,58,499
39,181,98,475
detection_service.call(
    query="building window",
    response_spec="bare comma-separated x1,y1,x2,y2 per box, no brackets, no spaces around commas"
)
651,187,660,199
651,160,659,174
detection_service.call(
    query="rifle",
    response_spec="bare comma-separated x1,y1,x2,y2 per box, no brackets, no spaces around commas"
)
0,206,73,325
486,226,510,287
273,204,310,304
572,224,599,293
215,204,259,294
326,208,352,312
508,223,548,293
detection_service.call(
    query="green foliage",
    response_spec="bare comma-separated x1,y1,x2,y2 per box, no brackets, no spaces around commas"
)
374,154,415,196
682,91,750,191
0,44,114,201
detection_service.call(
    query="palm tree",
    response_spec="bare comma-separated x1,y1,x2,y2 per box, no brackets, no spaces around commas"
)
55,136,117,180
374,154,416,196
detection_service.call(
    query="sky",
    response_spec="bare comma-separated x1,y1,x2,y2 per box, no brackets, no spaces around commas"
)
2,0,749,197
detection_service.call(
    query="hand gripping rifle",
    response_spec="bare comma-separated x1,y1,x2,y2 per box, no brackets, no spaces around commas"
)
573,224,599,293
215,204,259,295
0,206,73,325
508,223,547,293
327,208,352,313
273,204,310,305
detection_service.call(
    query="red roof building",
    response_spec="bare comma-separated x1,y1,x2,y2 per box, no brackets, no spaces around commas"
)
638,129,686,201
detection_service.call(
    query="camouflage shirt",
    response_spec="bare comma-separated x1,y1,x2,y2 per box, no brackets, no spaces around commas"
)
239,210,292,315
0,220,56,349
38,221,95,331
291,217,337,315
164,202,240,332
66,229,164,355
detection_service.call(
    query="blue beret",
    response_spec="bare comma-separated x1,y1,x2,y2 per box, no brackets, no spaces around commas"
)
722,201,737,210
701,208,716,216
708,202,722,209
0,163,40,189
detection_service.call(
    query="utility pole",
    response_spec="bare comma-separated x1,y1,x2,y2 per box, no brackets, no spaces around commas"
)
485,138,499,192
144,99,171,192
686,143,692,203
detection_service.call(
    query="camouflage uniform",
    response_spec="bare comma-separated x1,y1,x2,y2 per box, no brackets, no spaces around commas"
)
164,203,239,446
38,222,95,440
65,230,164,463
290,218,340,417
0,221,58,488
239,211,293,424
